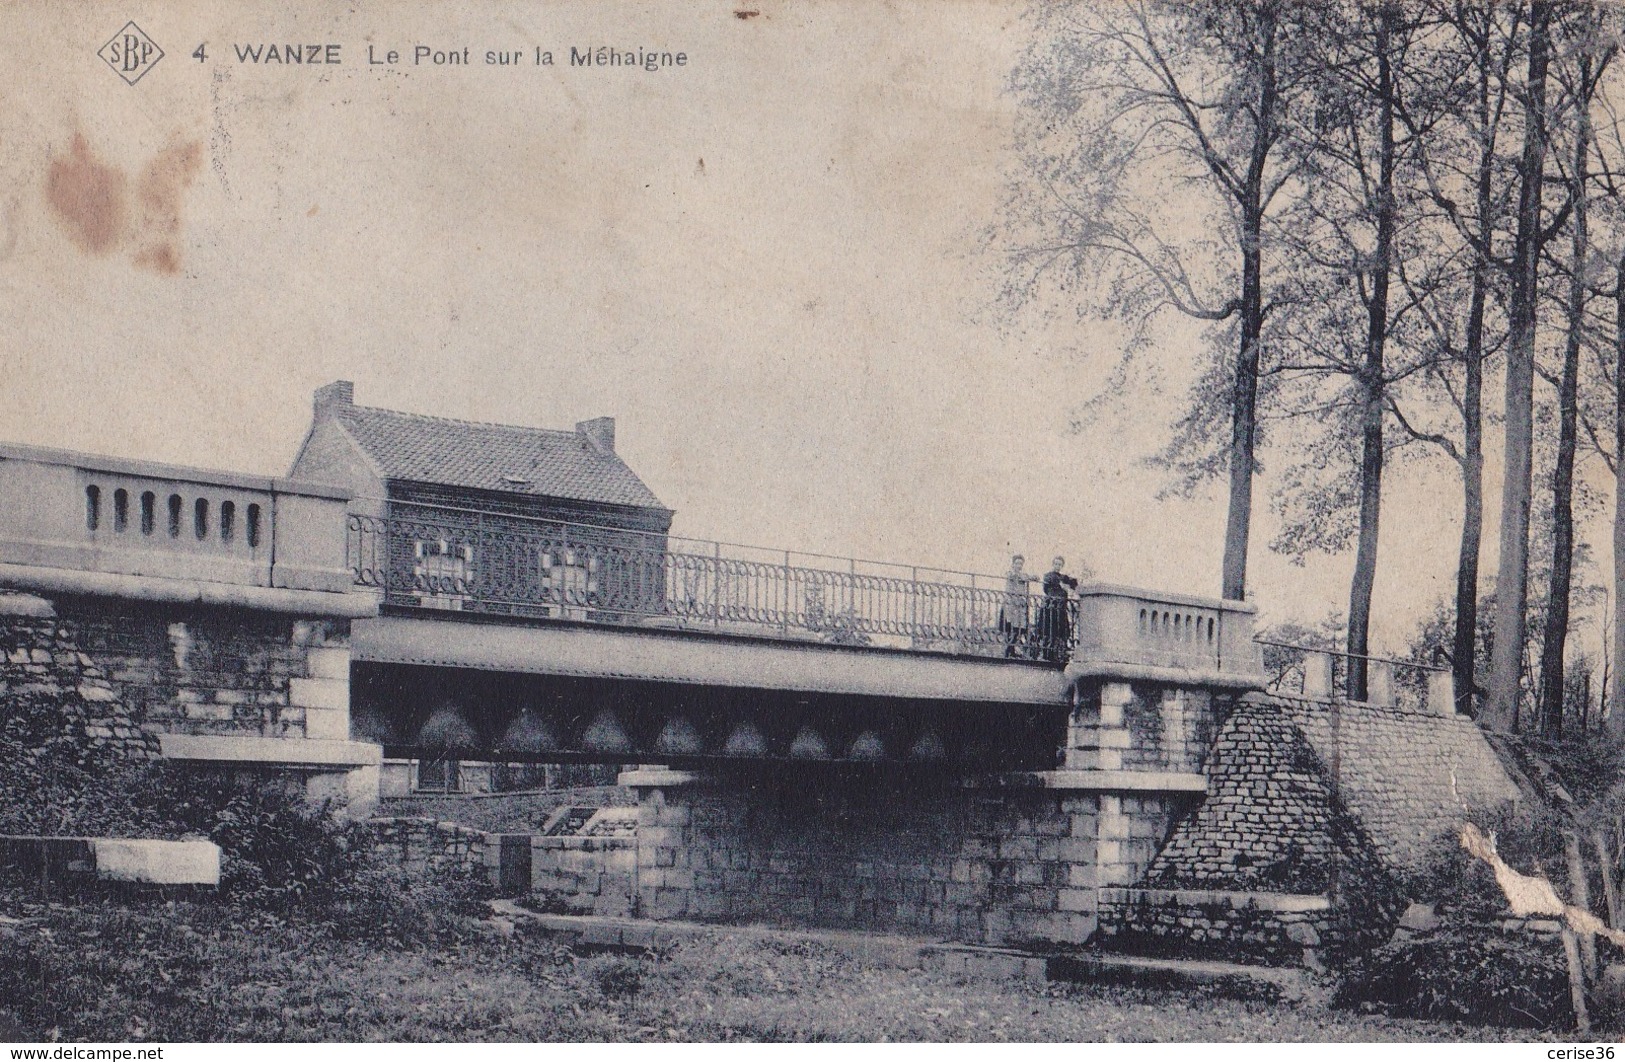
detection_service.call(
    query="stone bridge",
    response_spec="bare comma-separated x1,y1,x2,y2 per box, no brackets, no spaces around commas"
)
0,441,1514,955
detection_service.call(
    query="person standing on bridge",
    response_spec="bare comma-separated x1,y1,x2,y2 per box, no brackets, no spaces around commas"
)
1001,554,1037,657
1038,556,1079,663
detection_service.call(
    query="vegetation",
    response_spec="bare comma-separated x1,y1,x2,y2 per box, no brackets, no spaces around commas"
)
992,0,1625,729
0,894,1564,1043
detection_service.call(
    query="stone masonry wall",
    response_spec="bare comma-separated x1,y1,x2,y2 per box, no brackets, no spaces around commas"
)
1119,685,1215,774
370,816,531,892
1098,693,1512,964
630,772,1192,947
532,837,636,917
1141,698,1386,894
1096,888,1335,966
42,599,353,743
1272,693,1520,876
1101,698,1402,964
0,593,156,760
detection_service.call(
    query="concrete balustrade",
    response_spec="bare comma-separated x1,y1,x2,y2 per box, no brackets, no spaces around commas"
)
0,442,370,616
1067,583,1260,686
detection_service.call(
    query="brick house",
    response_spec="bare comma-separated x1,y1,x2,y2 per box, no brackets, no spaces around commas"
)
289,380,672,792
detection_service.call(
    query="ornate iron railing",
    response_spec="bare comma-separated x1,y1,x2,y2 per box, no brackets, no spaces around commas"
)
346,502,1079,660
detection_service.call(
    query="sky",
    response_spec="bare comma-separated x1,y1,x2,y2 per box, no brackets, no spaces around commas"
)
0,0,1572,654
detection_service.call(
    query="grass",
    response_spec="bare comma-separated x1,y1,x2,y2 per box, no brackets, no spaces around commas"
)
0,889,1568,1043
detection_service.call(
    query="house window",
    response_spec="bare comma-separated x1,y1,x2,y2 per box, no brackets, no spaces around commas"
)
540,548,599,618
415,757,462,793
414,540,475,609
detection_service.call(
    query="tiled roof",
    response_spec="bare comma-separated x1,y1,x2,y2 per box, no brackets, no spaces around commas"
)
333,404,667,510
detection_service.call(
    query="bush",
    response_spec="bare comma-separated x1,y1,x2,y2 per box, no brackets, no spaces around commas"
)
1335,926,1572,1029
204,779,372,906
319,856,491,945
1335,806,1582,1030
0,731,488,937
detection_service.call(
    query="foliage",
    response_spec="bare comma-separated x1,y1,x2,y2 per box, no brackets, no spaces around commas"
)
1335,807,1576,1029
1334,925,1574,1029
0,705,491,932
1255,614,1344,693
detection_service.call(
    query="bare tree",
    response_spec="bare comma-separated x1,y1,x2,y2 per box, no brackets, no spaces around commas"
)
1484,0,1556,732
1538,12,1614,736
1263,1,1418,701
994,0,1323,601
1395,0,1524,718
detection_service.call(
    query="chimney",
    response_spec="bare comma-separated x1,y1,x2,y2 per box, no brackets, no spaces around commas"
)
314,380,354,417
576,416,615,454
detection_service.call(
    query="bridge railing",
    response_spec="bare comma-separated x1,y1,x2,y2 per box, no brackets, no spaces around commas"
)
0,441,354,598
1258,640,1455,715
347,503,1082,659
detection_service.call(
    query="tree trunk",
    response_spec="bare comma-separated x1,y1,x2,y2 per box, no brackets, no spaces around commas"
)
1539,55,1590,737
1221,6,1279,604
1224,226,1263,603
1453,27,1496,719
1347,7,1397,703
1612,255,1625,736
1456,262,1487,716
1484,0,1553,733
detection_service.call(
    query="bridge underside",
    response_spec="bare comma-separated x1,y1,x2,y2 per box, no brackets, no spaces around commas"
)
350,613,1071,767
352,661,1068,769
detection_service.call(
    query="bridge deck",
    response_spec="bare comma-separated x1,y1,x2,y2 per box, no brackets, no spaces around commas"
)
352,611,1072,705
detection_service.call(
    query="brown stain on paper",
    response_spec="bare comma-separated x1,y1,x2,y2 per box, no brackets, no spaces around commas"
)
44,133,204,275
45,134,126,255
133,139,204,275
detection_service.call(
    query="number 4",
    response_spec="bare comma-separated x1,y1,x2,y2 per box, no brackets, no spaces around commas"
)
192,43,207,62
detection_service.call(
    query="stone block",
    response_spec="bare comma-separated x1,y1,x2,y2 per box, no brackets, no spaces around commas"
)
1058,887,1096,913
655,804,692,827
306,647,351,681
289,677,348,713
91,838,221,886
1047,912,1096,944
638,826,680,848
1073,727,1134,750
1000,836,1038,861
1069,814,1099,839
1058,836,1093,862
303,707,350,740
1064,748,1122,770
1095,863,1136,886
688,890,730,919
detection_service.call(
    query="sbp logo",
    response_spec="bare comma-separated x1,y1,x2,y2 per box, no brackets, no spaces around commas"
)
99,22,164,85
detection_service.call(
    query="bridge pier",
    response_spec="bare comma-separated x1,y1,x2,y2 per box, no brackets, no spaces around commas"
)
1,591,383,814
0,443,383,815
606,670,1246,947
